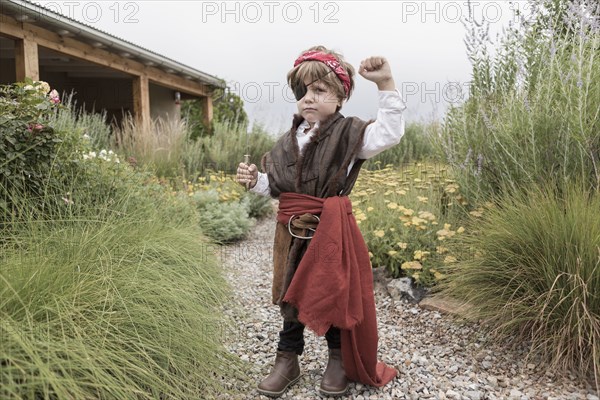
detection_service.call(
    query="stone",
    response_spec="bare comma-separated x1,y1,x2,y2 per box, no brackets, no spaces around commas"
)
446,389,461,399
465,391,483,400
386,277,427,303
372,267,392,290
509,388,523,399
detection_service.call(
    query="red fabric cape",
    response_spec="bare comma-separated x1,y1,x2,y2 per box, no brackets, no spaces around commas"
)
277,192,397,387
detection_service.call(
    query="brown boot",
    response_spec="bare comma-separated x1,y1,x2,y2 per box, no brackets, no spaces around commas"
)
257,350,301,397
319,348,349,396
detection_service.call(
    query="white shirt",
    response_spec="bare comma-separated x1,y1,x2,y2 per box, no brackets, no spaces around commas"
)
251,89,407,196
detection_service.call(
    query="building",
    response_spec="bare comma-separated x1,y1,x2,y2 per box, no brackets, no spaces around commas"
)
0,0,224,127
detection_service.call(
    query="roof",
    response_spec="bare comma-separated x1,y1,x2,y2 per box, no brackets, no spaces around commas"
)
1,0,226,89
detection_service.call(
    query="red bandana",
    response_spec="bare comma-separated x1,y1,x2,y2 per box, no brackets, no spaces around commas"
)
294,50,351,97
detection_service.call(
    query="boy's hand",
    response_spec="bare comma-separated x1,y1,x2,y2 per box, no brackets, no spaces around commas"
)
358,56,395,91
236,162,258,189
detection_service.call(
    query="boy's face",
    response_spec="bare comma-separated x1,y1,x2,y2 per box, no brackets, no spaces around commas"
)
296,78,341,128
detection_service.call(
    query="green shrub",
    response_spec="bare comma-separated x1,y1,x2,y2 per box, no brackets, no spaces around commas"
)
243,191,274,219
0,79,63,198
437,3,600,203
195,197,255,244
439,182,600,382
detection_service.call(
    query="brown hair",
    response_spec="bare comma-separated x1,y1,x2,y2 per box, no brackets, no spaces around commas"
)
287,45,355,111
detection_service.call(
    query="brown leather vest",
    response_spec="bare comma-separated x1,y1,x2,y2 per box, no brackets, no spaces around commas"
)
261,112,374,308
261,112,373,198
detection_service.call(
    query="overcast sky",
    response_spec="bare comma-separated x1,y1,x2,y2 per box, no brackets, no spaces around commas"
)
36,0,527,133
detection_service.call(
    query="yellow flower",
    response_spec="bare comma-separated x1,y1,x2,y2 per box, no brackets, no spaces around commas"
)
387,202,398,210
413,250,430,260
436,225,456,240
368,251,373,258
436,246,448,254
354,212,367,222
434,271,445,280
470,210,483,218
417,196,428,203
457,226,465,234
396,189,407,195
411,216,427,226
418,211,436,221
367,206,374,212
444,255,457,264
445,184,458,193
401,261,423,270
396,242,408,249
374,230,385,238
388,250,398,256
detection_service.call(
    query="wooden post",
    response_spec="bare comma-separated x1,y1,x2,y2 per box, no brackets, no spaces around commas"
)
132,75,150,128
199,95,213,131
15,37,39,81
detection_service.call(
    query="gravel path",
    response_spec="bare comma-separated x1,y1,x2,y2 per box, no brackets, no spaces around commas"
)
220,216,597,400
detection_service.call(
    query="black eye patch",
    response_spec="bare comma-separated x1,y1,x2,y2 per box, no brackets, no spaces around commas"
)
292,70,333,101
293,84,307,101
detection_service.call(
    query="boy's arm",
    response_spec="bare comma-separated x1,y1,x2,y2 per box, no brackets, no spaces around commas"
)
355,56,406,160
357,89,406,160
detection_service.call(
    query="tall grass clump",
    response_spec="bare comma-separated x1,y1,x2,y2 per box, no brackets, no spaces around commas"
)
115,114,188,178
48,92,113,151
1,167,244,399
438,1,600,203
439,181,600,386
115,115,275,183
364,122,441,169
190,120,275,177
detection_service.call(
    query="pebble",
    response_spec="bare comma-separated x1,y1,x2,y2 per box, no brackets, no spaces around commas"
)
219,217,599,399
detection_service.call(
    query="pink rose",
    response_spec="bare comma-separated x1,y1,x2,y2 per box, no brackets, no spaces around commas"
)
49,89,60,104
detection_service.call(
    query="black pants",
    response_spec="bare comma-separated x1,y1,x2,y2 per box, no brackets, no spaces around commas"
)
277,320,341,355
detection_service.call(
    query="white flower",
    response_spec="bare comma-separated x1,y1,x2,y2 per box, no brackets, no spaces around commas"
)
38,81,51,94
